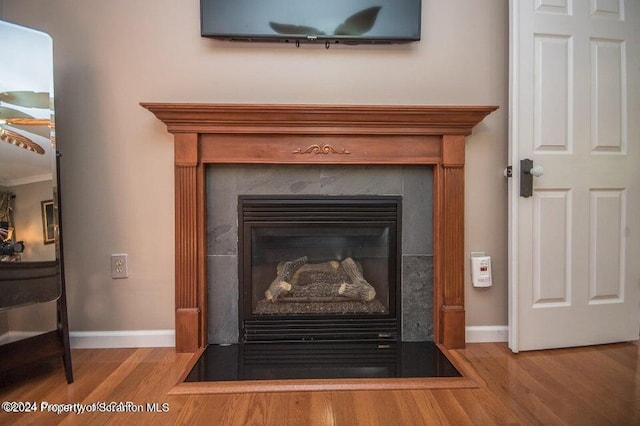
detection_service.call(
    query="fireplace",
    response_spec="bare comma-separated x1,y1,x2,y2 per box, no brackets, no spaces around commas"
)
239,195,401,342
141,103,498,353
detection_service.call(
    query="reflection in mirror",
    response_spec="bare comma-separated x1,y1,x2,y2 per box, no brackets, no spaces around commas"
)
0,20,72,384
0,20,56,263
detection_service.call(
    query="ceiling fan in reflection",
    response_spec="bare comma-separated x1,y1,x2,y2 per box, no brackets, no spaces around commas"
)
0,91,52,155
269,6,382,37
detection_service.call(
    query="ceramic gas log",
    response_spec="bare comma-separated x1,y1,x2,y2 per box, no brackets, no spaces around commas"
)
264,257,377,304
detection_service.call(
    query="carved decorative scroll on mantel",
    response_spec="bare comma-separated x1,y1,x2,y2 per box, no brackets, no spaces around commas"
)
141,103,498,353
292,143,351,155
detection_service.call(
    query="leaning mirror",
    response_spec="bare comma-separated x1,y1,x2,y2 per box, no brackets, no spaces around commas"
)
0,19,57,300
0,20,72,383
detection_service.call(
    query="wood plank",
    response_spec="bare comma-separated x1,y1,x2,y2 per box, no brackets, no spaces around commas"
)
141,103,499,136
440,163,466,348
200,134,441,165
169,375,477,395
462,343,571,424
0,342,638,424
175,308,199,353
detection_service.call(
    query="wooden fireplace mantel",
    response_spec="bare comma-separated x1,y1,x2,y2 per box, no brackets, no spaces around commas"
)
141,103,498,352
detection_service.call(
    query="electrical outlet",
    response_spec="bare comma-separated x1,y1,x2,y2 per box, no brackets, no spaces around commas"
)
111,254,128,279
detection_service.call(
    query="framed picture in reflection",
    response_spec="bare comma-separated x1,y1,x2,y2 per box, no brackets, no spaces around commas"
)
41,199,55,244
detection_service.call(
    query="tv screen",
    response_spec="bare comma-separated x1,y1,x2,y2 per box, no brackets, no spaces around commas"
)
201,0,421,45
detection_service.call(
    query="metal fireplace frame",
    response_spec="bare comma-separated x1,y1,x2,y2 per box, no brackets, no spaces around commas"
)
238,195,402,342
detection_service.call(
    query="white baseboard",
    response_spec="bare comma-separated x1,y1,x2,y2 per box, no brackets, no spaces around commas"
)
69,330,175,349
466,325,509,343
5,328,505,347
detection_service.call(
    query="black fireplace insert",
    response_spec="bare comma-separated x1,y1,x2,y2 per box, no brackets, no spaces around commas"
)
239,195,401,342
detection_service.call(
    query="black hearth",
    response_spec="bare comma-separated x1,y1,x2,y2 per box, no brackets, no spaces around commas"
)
239,195,401,342
185,341,461,382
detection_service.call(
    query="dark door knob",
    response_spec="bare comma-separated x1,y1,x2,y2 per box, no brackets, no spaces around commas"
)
520,158,544,198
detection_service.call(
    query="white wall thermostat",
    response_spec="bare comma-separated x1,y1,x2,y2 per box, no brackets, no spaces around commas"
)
471,252,492,288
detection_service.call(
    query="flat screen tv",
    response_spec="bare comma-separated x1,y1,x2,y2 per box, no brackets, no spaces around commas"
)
201,0,421,45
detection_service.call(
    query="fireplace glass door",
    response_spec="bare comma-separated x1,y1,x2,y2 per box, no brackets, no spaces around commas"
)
239,196,401,342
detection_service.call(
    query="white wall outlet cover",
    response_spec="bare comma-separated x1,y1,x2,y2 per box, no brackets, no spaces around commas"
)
111,254,128,279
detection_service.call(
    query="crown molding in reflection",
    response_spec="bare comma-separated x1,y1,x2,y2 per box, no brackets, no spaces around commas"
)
0,173,53,187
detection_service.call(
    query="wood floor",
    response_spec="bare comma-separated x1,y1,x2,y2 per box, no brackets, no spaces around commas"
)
0,341,638,425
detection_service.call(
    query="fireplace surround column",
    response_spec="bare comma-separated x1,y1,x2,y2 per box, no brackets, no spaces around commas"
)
142,103,497,352
438,135,467,348
173,133,205,352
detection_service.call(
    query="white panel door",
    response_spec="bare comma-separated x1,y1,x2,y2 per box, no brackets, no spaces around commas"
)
509,0,640,351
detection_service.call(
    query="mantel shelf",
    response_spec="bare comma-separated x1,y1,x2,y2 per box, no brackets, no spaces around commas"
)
141,103,497,136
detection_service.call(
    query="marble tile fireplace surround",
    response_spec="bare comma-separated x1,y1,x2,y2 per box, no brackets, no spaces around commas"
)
210,166,429,345
142,103,497,353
